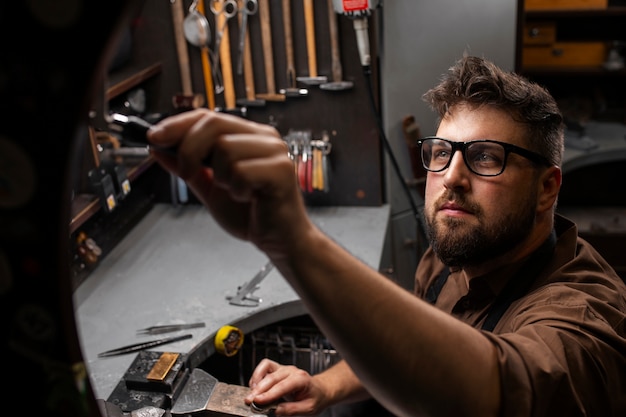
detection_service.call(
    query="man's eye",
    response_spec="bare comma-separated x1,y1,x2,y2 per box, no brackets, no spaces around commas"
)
433,149,450,159
472,151,502,166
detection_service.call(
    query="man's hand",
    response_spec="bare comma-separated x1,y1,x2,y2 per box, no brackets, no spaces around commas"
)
245,359,333,416
147,109,311,256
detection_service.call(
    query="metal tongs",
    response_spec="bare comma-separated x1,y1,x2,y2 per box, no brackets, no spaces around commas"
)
136,322,206,335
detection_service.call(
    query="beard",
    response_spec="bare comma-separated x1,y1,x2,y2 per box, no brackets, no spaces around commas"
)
425,191,537,268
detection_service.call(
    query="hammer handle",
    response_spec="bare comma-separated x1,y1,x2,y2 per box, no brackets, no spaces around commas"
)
171,0,193,95
258,0,276,94
197,0,215,109
239,0,256,100
282,0,296,87
326,0,342,82
303,0,317,77
217,9,236,109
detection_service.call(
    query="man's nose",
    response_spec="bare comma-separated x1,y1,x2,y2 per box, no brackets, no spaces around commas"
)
442,150,471,188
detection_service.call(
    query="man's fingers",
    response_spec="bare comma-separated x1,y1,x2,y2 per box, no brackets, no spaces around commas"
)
210,140,292,200
148,109,282,180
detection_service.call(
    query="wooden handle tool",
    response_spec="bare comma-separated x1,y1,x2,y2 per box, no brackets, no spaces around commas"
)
297,0,327,85
216,4,236,110
236,0,265,107
320,0,353,91
255,0,285,101
197,0,215,109
279,0,308,97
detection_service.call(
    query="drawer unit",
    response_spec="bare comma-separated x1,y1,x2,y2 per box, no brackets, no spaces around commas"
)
522,42,607,68
525,0,607,10
523,22,557,45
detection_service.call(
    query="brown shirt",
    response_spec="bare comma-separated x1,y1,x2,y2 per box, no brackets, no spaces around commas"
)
414,214,626,417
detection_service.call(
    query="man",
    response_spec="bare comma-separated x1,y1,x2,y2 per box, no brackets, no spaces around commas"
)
147,56,626,417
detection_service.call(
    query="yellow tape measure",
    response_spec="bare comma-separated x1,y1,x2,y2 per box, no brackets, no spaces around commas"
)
214,325,244,356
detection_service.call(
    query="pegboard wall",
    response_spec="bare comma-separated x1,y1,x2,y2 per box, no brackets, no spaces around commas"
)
129,0,385,206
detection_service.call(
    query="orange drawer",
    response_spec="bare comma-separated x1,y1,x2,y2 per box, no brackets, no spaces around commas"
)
523,22,556,45
522,42,607,68
525,0,607,10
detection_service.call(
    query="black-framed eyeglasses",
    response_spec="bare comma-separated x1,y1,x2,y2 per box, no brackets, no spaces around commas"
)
416,136,551,177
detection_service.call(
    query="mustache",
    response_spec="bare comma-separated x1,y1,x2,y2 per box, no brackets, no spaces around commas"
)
435,191,481,214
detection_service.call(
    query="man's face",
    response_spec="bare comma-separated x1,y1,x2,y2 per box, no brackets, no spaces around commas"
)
424,105,540,268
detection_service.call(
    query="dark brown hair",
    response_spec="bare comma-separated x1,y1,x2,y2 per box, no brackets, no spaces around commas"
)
423,55,564,166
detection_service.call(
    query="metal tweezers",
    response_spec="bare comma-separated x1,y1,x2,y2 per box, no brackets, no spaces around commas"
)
136,322,206,335
97,333,193,358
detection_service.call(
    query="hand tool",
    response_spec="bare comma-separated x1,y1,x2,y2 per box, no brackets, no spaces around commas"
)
321,131,331,192
255,0,286,102
330,0,379,70
312,144,322,191
210,0,238,110
171,0,204,109
320,0,353,91
296,0,327,85
97,334,193,358
183,0,217,109
136,322,206,335
226,260,274,306
305,140,313,193
278,0,308,97
107,113,211,166
235,0,265,107
235,0,257,75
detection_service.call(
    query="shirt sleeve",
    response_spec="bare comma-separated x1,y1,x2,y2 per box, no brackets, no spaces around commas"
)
482,286,626,417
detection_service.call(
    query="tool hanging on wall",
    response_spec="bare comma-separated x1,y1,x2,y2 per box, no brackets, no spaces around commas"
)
320,0,353,91
279,0,308,97
170,0,204,110
334,0,423,230
297,0,328,85
255,0,286,102
284,130,332,194
210,0,239,112
183,0,217,109
235,0,257,75
236,0,265,107
312,132,332,192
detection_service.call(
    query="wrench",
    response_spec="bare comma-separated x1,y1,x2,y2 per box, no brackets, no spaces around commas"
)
210,0,238,94
236,0,258,75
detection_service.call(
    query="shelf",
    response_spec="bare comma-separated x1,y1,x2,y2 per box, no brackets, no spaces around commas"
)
70,60,162,234
106,61,162,101
70,194,101,234
69,155,155,235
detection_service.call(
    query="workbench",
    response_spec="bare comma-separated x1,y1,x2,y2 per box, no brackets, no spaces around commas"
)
73,203,390,401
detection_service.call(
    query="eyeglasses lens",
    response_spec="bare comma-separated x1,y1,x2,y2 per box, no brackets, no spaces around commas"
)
421,139,506,176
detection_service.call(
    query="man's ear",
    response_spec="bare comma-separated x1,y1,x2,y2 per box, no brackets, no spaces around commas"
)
537,166,562,212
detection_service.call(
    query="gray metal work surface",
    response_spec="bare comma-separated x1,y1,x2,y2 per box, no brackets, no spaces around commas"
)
73,203,390,400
